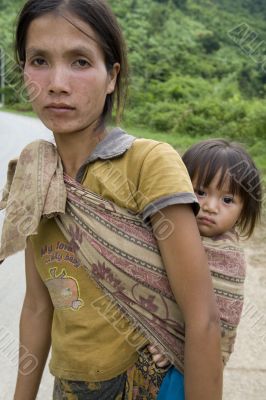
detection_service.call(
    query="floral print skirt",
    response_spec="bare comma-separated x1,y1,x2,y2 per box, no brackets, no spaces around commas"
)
53,347,169,400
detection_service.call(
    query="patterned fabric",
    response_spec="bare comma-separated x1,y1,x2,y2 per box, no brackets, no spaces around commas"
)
55,175,246,370
53,374,126,400
0,140,66,262
0,137,198,262
0,140,246,373
202,233,246,363
52,347,168,400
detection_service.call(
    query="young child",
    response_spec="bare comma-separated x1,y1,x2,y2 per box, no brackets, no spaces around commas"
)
157,138,262,399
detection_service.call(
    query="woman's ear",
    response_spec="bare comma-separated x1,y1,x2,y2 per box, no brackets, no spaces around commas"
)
107,63,120,94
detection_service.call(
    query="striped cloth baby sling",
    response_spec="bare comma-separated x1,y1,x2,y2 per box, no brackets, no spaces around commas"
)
0,140,246,373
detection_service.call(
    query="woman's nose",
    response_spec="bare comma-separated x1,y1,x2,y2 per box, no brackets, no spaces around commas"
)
48,66,71,95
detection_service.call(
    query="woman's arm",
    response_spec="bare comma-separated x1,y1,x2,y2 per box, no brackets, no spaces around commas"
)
151,204,223,400
14,239,54,400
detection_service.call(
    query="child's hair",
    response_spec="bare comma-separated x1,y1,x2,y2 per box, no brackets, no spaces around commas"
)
182,139,262,238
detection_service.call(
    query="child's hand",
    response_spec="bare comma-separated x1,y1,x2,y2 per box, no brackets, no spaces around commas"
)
147,344,171,368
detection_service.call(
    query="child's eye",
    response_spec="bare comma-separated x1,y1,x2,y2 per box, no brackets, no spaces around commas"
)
73,59,90,68
195,189,206,197
223,196,234,204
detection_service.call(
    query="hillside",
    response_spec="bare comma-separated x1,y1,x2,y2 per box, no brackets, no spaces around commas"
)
0,0,266,170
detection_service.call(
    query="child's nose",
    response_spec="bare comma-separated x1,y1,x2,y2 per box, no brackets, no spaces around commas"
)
202,198,218,213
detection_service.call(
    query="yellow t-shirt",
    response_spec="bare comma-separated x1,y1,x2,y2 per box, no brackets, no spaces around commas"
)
30,129,198,382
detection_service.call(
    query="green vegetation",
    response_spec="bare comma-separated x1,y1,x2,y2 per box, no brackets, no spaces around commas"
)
0,0,266,178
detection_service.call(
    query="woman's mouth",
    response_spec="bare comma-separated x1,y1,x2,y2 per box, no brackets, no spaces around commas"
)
45,103,75,114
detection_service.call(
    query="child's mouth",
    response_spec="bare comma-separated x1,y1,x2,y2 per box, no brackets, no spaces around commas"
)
198,217,215,225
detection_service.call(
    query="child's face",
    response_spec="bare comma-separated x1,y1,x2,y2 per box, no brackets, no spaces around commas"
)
192,172,243,237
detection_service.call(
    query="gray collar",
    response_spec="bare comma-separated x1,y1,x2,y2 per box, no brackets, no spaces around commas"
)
76,127,136,182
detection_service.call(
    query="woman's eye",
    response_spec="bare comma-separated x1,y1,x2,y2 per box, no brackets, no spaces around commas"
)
32,58,47,66
73,59,90,68
223,196,234,204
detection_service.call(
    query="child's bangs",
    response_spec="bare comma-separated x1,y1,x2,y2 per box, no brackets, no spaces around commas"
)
194,152,240,195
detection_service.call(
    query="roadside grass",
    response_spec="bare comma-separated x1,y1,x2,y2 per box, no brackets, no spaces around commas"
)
0,106,36,118
125,125,266,202
123,125,211,155
123,124,266,178
1,107,265,180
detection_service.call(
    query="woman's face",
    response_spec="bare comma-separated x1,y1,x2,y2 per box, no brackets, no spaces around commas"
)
23,12,119,135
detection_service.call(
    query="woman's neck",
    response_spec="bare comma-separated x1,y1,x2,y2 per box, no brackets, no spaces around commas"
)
53,127,107,179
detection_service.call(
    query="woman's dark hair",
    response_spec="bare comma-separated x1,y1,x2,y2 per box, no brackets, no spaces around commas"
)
182,139,262,238
15,0,128,125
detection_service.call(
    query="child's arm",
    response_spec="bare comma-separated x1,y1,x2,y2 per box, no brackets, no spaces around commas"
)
151,204,223,400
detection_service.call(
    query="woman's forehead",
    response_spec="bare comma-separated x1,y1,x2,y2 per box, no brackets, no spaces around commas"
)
25,12,101,54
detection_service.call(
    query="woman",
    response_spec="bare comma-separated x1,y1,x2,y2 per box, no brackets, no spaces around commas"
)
1,0,222,398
